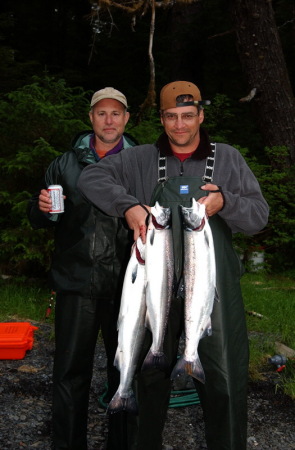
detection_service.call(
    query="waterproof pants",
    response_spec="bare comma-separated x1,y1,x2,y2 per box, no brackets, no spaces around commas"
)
52,291,123,450
126,175,249,450
126,295,183,450
127,248,249,450
194,222,249,450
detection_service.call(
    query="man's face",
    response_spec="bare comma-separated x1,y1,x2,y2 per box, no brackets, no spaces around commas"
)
89,98,130,145
160,106,204,150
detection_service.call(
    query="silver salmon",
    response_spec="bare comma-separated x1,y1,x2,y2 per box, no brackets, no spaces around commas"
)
141,202,174,372
107,237,147,415
171,198,216,383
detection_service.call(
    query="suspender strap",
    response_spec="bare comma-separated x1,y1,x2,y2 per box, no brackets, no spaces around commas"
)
203,143,216,183
157,143,217,182
158,155,167,182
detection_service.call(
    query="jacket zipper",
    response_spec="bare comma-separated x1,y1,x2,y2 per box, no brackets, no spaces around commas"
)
180,161,184,176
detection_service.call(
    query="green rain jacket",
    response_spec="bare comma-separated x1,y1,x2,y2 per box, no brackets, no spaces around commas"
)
27,130,136,297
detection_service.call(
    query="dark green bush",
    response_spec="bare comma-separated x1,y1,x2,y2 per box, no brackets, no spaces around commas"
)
1,82,294,277
0,76,91,276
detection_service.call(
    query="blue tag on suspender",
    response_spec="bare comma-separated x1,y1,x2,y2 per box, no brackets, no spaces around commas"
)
180,185,189,194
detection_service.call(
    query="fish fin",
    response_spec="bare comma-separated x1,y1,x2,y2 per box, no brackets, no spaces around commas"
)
200,318,212,339
170,356,205,384
113,349,121,371
107,391,138,415
149,228,155,245
141,350,169,373
214,288,220,302
204,229,210,247
131,264,138,284
145,315,152,332
113,346,125,371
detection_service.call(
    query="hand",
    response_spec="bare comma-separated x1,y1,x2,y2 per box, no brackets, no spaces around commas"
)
39,189,52,213
198,184,224,217
124,204,151,243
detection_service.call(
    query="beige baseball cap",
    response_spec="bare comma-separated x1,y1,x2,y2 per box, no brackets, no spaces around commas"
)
90,87,128,108
160,81,210,110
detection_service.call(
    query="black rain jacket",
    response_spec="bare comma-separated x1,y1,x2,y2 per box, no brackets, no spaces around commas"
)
27,130,136,298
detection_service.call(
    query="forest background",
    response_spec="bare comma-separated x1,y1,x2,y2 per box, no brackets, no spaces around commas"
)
0,0,295,280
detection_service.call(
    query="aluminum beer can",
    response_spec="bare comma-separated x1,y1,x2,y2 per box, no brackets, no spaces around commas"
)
48,185,64,213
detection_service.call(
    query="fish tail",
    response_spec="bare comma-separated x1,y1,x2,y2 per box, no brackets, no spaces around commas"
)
141,349,169,373
170,356,205,384
107,391,138,415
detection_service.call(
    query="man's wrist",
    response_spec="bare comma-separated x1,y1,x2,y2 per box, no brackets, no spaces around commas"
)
124,203,149,216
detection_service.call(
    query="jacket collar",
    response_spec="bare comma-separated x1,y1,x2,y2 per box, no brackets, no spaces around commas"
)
74,132,136,165
156,127,212,160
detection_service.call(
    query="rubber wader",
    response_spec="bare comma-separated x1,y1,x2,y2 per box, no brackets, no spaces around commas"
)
52,290,124,450
127,150,249,450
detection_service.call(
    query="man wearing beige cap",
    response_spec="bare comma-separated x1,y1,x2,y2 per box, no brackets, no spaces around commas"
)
78,81,269,449
27,87,136,449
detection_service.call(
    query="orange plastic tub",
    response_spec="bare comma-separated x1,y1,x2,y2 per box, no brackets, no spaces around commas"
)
0,322,38,360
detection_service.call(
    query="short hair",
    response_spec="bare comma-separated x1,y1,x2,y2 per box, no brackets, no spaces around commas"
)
176,94,203,112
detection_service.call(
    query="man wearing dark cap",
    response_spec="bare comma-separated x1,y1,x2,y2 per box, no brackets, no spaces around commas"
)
78,81,269,449
27,87,137,449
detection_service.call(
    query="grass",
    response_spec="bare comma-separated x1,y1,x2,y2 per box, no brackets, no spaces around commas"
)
241,270,295,398
0,280,55,323
242,272,295,348
1,271,295,398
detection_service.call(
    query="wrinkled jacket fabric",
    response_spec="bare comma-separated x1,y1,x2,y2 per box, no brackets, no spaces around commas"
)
27,130,135,297
78,130,269,235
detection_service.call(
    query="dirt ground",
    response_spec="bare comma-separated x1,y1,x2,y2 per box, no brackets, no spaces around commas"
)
0,321,294,449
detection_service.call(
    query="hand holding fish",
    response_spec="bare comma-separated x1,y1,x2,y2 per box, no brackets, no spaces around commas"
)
124,204,151,242
108,203,173,415
199,184,224,216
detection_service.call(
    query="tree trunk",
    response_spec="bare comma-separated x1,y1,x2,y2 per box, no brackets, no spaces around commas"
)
230,0,295,165
137,0,157,119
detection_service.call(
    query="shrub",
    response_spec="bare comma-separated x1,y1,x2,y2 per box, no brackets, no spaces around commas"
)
0,75,90,276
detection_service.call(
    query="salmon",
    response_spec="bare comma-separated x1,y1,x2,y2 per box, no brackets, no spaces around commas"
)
141,202,174,372
107,238,147,414
171,198,216,383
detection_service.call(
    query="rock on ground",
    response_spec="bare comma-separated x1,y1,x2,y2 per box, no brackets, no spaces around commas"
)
0,322,294,449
